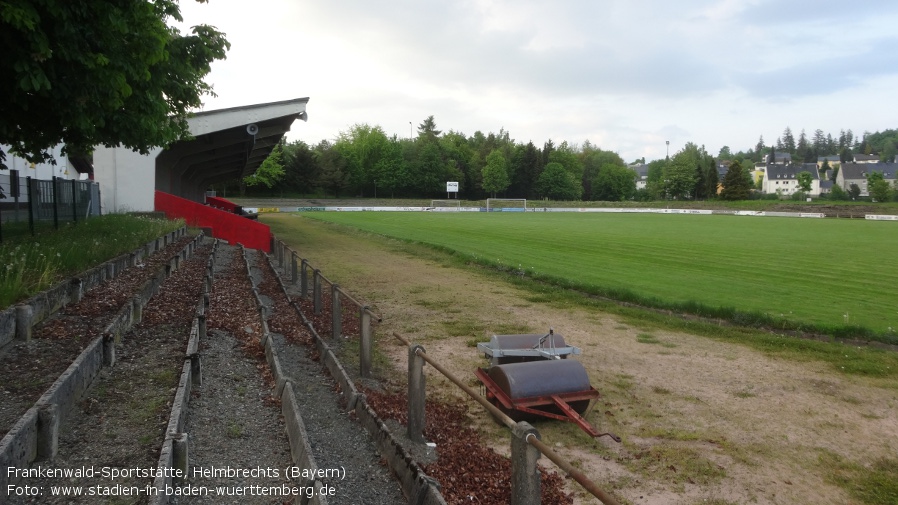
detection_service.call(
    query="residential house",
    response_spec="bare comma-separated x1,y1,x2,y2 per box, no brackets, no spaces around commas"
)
853,154,880,164
630,163,649,190
762,163,821,196
817,155,840,170
764,152,792,164
836,162,898,196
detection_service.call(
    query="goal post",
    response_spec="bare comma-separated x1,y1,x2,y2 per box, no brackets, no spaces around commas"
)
486,198,527,212
430,200,461,211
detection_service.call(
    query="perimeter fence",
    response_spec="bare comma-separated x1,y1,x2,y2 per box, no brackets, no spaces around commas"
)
0,170,101,242
269,235,621,505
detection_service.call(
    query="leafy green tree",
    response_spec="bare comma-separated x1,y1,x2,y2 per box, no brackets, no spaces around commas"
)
548,141,584,196
335,123,392,196
848,183,861,200
243,143,285,193
581,148,624,199
796,171,813,193
717,146,732,161
645,159,666,199
705,157,719,198
839,147,853,164
720,160,751,200
867,171,893,202
410,141,449,195
481,149,510,198
882,139,898,162
281,140,319,195
536,162,580,200
829,183,848,201
592,165,636,201
510,141,541,198
0,0,230,165
315,141,350,197
372,137,406,198
819,159,832,180
440,131,475,197
663,143,704,199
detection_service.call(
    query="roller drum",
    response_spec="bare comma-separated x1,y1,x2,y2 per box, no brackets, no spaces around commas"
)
488,359,593,419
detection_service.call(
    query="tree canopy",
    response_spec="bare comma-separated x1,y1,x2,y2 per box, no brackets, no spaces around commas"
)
481,149,510,198
0,0,230,165
720,160,751,200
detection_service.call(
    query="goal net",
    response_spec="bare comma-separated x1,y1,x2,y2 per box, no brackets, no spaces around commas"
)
486,198,527,212
430,200,461,211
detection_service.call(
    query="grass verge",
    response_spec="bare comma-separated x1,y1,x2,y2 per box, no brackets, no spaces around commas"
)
0,213,183,308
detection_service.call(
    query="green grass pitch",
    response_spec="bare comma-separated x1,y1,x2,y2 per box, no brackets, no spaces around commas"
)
289,212,898,338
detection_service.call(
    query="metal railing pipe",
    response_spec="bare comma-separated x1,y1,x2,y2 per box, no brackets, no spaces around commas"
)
392,331,621,505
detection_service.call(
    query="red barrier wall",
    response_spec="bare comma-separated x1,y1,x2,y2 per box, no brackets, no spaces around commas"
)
206,195,240,213
154,191,271,252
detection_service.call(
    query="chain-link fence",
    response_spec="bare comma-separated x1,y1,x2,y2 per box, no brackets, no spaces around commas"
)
0,170,101,241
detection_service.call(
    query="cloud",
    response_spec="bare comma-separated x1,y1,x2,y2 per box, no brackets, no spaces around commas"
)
176,0,898,162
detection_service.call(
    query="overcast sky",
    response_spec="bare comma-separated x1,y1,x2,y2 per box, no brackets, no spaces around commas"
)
176,0,898,163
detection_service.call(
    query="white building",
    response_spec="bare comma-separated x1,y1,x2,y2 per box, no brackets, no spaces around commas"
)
93,98,309,212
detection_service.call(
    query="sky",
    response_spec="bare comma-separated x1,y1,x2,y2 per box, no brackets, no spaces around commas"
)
176,0,898,163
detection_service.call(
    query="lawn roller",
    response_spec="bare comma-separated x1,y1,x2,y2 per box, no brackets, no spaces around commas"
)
475,329,620,441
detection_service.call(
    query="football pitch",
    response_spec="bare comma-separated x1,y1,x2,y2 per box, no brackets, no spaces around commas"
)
285,211,898,338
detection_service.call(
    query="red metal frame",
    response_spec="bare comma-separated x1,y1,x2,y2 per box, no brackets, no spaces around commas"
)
154,191,271,252
475,367,603,437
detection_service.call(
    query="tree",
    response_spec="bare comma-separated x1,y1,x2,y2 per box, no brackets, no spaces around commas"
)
829,183,848,201
720,160,751,200
481,149,510,198
548,141,584,197
795,129,812,163
820,159,832,180
417,115,441,142
848,183,861,200
881,138,898,162
705,156,720,198
755,136,766,162
315,141,350,197
510,141,541,198
781,127,796,154
581,148,624,200
663,143,706,200
0,0,230,166
867,171,893,202
536,162,580,200
796,171,813,193
592,165,636,201
243,143,285,193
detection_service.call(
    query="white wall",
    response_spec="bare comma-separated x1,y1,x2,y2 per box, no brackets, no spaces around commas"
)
92,146,160,213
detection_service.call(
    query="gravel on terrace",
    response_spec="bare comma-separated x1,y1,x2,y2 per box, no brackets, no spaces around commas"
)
7,241,212,504
173,243,295,504
0,235,197,437
249,249,406,504
260,250,574,505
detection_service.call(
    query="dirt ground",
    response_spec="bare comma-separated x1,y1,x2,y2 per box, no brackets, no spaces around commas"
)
263,213,898,505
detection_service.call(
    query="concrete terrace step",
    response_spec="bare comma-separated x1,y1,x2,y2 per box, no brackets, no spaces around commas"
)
244,247,409,505
3,235,210,503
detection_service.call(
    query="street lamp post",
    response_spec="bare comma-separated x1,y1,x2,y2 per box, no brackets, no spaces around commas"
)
409,122,412,139
666,140,670,159
374,180,377,199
